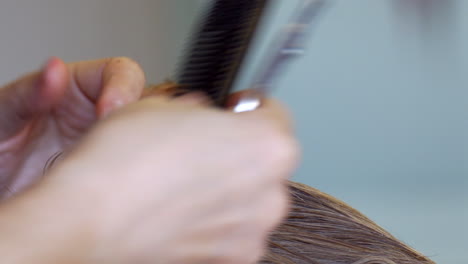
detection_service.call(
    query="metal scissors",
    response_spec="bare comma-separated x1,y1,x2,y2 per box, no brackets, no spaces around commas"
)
233,0,329,113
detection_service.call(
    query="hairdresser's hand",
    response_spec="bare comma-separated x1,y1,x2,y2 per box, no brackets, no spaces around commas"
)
0,57,145,197
40,94,299,264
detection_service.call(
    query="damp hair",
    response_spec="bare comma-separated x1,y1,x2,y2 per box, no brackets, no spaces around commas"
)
260,181,435,264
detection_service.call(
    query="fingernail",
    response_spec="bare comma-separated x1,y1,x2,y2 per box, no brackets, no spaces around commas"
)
231,97,262,113
226,90,263,112
99,99,125,118
45,61,59,84
41,57,60,75
34,57,62,110
36,60,52,88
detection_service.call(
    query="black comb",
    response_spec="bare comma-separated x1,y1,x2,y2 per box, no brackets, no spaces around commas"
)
176,0,270,107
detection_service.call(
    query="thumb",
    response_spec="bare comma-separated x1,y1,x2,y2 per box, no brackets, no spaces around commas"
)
0,57,68,141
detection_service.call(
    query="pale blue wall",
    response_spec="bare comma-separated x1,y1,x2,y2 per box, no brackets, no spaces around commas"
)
236,1,467,263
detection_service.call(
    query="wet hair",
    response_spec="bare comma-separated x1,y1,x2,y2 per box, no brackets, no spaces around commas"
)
260,181,435,264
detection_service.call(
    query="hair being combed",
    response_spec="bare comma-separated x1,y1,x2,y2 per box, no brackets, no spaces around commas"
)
261,181,435,264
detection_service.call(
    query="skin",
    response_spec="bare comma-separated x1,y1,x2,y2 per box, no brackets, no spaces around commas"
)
0,57,145,198
0,57,300,264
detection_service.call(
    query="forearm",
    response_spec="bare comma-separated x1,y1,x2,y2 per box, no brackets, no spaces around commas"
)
0,183,94,264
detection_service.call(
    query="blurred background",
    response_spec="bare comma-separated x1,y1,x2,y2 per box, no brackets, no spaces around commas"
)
0,0,466,263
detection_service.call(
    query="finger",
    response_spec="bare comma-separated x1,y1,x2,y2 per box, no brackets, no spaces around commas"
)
69,57,146,118
228,90,295,133
254,99,295,131
225,90,263,111
0,57,68,140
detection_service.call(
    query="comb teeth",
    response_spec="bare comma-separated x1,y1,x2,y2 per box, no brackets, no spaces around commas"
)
176,0,269,106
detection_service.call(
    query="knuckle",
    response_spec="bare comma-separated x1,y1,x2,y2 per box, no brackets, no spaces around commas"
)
267,192,289,231
257,188,290,231
274,188,290,223
111,56,139,67
245,241,267,264
232,238,266,264
217,232,265,264
259,131,300,169
110,57,146,81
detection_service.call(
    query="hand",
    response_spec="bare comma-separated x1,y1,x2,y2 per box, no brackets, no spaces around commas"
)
40,94,299,264
0,57,145,198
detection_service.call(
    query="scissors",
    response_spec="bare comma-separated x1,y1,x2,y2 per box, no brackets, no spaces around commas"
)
233,0,329,113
